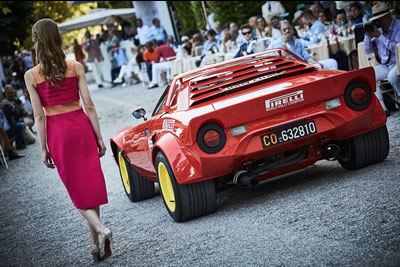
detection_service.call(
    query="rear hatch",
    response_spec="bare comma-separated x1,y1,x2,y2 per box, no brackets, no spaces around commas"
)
187,55,342,129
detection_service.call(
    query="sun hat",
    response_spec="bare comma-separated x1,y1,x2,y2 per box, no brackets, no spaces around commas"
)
369,2,394,21
181,36,190,42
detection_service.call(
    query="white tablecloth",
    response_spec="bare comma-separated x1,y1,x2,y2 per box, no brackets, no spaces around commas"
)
306,36,356,61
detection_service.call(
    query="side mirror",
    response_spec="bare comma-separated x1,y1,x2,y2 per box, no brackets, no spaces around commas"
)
132,108,147,121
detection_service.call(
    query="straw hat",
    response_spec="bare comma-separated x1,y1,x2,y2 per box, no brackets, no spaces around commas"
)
369,2,394,21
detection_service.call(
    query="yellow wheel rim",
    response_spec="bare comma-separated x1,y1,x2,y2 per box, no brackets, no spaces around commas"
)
119,151,131,195
158,162,176,212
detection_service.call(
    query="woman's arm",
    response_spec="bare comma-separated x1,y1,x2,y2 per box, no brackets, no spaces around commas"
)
23,70,55,168
76,62,106,157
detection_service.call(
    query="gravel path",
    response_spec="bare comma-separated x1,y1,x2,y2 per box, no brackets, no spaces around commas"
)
1,82,399,266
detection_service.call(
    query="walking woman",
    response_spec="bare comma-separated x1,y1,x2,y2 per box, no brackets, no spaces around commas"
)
23,18,112,262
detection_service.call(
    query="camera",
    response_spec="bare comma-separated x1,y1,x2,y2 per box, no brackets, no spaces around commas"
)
364,21,381,33
283,28,290,34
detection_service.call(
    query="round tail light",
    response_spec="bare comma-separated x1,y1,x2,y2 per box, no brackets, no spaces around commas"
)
344,82,372,111
203,130,220,148
197,124,226,153
351,88,367,105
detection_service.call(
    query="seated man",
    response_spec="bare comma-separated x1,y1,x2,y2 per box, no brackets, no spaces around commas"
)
268,21,338,70
201,29,219,57
113,47,141,87
363,2,400,116
300,10,326,46
2,84,36,149
111,42,129,84
234,24,257,58
148,40,176,89
0,127,24,160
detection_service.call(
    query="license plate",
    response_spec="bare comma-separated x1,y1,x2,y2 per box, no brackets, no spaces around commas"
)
260,121,317,148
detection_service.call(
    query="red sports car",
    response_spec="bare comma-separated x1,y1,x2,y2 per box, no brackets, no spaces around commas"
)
110,48,389,222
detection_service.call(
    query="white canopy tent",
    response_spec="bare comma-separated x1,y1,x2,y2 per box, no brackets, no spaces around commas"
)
58,8,136,33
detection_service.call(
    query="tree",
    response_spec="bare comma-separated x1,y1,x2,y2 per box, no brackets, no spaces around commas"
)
171,1,199,36
0,1,34,56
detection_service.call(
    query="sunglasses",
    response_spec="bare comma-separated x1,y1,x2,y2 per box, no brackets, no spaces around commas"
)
242,31,252,35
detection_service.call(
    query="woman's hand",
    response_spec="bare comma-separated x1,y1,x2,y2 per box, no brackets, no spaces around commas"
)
97,138,106,157
42,150,55,169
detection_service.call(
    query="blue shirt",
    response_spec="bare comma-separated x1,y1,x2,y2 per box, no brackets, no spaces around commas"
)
363,18,400,66
0,109,10,131
302,20,326,46
23,55,33,69
146,25,168,44
201,40,219,57
268,36,311,61
113,49,129,67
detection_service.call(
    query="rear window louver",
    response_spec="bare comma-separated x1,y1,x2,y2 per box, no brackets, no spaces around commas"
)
188,57,316,107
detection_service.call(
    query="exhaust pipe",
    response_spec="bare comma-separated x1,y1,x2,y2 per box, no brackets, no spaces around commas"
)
323,143,342,160
233,170,259,188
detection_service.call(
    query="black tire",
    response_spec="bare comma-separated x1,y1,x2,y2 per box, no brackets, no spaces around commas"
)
338,125,389,170
155,151,217,222
117,149,155,202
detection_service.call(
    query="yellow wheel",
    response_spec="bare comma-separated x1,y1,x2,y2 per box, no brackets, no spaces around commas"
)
117,149,155,202
119,151,131,195
158,162,176,212
156,151,217,222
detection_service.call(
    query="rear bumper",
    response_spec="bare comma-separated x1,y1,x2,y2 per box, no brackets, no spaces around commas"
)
181,97,386,184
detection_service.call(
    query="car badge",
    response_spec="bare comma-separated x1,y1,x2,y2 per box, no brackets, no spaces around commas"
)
265,90,304,111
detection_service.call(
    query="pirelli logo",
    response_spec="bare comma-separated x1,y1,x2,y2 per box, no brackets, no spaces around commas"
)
265,90,304,111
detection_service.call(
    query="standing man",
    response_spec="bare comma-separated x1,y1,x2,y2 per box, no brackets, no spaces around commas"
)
363,2,400,116
135,18,149,45
146,18,168,44
83,30,105,88
234,24,257,58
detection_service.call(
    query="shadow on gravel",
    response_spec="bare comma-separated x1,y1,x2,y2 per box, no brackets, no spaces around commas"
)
214,161,366,213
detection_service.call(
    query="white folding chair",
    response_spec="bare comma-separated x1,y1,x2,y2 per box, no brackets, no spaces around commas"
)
0,145,8,170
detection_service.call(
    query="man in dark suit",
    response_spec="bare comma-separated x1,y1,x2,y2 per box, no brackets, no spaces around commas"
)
234,24,257,58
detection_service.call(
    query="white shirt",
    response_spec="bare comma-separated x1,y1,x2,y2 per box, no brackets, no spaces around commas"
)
136,25,149,45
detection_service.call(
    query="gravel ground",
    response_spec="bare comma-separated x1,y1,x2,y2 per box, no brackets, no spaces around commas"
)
1,82,399,266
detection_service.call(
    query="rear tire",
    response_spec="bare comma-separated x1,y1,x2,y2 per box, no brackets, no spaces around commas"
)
338,125,389,170
156,151,217,222
117,149,155,202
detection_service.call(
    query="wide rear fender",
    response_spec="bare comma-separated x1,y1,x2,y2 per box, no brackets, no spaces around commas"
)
110,126,134,163
152,133,203,184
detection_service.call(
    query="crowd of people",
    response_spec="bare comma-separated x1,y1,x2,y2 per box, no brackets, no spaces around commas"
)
1,1,400,164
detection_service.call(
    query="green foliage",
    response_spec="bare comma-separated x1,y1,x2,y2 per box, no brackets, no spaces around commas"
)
207,1,264,29
171,1,198,36
190,1,207,30
0,1,34,56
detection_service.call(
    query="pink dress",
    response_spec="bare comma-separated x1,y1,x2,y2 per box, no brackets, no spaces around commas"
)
31,60,108,209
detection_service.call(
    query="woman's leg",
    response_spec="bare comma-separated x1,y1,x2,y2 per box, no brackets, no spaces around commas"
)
85,206,101,245
79,207,105,241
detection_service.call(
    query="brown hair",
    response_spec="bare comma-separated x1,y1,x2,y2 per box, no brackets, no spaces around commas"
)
32,18,66,86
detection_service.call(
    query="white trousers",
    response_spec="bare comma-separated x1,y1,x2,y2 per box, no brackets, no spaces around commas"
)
90,58,104,86
116,63,140,83
373,64,400,111
319,58,338,70
151,61,172,85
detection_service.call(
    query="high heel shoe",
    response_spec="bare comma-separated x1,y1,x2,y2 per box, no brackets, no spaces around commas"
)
98,227,113,259
91,244,100,262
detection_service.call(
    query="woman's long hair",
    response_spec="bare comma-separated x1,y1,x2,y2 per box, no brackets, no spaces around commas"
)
73,39,85,60
32,18,66,86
